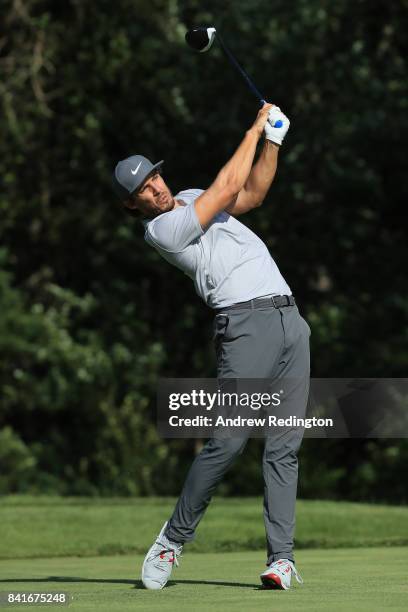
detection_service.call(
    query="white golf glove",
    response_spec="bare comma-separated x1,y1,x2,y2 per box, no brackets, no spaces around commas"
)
264,106,290,146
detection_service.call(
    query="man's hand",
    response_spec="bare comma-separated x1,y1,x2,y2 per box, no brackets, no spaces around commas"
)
264,106,290,146
250,102,274,138
264,106,290,145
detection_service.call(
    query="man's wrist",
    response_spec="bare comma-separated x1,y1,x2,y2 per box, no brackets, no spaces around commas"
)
264,138,280,150
246,127,262,140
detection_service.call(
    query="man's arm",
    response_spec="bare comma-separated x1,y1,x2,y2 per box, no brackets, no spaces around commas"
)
225,105,290,216
225,140,279,216
194,103,273,228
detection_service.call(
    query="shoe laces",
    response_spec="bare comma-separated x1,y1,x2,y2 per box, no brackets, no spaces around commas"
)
148,538,183,570
270,559,303,584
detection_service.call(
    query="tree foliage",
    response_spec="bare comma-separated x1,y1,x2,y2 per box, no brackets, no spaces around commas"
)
1,0,407,500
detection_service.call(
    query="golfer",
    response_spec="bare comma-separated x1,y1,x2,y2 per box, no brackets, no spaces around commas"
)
112,103,310,590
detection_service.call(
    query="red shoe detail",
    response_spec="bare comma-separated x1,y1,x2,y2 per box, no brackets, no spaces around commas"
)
262,572,283,589
159,553,175,563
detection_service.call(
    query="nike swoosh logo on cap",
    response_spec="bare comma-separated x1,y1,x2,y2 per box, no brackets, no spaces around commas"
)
131,161,142,175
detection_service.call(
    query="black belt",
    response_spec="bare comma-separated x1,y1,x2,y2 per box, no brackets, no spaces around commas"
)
215,294,295,314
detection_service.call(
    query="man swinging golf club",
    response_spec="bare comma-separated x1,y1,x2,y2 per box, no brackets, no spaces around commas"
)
112,103,310,590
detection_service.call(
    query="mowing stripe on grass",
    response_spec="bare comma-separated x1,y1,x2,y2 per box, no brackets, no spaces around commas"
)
1,497,407,559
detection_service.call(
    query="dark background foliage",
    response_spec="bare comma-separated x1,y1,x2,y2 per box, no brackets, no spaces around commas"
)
1,0,407,501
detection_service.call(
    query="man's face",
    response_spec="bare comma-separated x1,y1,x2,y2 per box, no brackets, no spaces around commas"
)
127,171,175,218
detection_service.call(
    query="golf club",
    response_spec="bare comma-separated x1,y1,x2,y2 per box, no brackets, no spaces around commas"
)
185,27,280,116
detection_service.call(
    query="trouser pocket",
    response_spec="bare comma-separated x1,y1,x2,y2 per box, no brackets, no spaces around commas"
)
213,314,230,357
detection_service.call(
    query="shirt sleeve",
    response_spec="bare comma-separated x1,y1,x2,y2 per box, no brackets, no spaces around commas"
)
145,202,204,252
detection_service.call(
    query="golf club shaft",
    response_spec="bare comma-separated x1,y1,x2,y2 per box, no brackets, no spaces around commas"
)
216,33,266,106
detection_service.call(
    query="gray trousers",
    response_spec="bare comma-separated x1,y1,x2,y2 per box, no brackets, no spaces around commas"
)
165,303,310,565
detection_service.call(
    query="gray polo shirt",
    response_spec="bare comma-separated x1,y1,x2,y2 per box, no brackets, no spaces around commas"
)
142,188,291,309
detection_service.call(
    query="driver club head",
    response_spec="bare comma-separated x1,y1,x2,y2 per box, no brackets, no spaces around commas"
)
185,27,216,52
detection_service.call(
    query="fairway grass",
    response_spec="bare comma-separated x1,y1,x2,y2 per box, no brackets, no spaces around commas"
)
1,496,408,559
0,548,407,611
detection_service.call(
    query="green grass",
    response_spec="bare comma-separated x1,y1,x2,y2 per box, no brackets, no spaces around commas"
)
1,497,407,610
0,548,407,611
0,496,407,559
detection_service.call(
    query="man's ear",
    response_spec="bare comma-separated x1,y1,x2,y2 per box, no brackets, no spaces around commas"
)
124,194,138,210
122,194,141,218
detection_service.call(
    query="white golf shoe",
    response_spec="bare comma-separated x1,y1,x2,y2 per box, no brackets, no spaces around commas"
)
260,558,304,590
141,521,183,590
